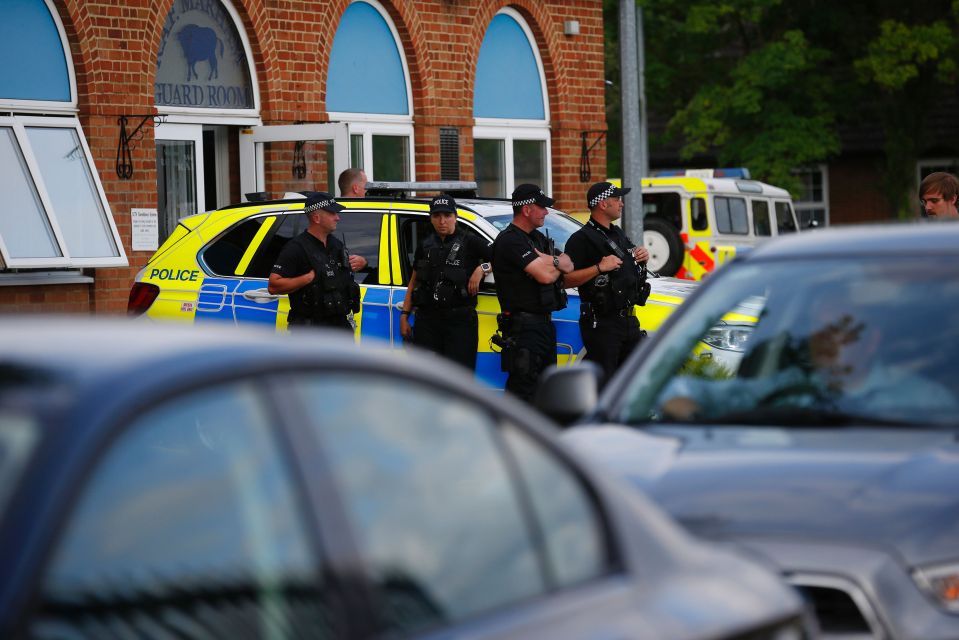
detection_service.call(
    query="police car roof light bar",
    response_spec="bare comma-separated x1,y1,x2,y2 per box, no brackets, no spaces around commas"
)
365,181,478,199
650,168,751,179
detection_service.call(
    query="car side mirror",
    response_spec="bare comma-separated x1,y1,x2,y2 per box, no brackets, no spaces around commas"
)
534,362,602,427
804,219,820,230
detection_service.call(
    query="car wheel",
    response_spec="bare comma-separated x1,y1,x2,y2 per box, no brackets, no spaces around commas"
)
643,217,684,276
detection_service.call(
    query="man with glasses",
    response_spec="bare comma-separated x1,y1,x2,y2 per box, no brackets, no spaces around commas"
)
919,172,959,218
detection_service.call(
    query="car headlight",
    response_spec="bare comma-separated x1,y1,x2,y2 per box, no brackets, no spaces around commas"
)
702,322,753,352
913,562,959,611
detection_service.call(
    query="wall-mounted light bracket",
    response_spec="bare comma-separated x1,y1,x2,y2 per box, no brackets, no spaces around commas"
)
116,114,166,180
579,130,606,182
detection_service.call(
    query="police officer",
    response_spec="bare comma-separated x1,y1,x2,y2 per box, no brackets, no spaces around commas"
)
268,192,368,331
492,183,573,401
400,195,492,370
564,181,651,385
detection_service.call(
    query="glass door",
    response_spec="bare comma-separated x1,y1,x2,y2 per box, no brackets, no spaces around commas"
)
239,123,349,201
155,123,205,243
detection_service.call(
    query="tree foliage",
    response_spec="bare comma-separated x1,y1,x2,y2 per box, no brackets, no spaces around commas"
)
606,0,959,215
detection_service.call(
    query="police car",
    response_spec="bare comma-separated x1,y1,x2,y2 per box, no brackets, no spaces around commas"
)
128,182,698,388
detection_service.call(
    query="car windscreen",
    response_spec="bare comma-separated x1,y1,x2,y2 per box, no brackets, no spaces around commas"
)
485,211,582,252
613,256,959,428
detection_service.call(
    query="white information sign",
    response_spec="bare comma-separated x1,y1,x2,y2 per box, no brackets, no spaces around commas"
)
131,208,159,251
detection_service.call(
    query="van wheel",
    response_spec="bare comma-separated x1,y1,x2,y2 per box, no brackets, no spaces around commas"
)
643,217,684,276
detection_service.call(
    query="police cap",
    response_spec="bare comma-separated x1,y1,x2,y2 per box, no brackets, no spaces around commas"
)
587,181,631,208
304,191,345,215
511,183,555,208
430,195,457,215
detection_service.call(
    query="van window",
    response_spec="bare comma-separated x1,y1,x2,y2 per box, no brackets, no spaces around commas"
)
690,197,708,231
775,202,798,234
752,201,772,236
642,192,682,230
714,197,748,235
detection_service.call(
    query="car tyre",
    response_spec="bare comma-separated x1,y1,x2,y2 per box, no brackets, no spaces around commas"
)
643,216,684,276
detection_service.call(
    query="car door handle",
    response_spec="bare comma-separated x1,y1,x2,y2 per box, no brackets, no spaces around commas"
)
392,302,405,310
242,289,281,303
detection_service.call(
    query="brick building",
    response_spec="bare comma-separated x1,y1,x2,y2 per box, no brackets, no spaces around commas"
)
0,0,607,313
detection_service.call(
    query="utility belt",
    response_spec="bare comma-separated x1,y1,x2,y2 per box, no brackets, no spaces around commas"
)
492,311,551,375
582,303,635,319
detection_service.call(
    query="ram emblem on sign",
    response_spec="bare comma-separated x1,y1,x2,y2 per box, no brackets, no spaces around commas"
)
177,24,223,81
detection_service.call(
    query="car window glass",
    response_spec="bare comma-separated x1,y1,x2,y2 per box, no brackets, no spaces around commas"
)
690,197,708,231
752,200,772,236
398,215,489,285
293,374,546,636
245,212,308,279
485,211,581,252
642,192,682,230
31,382,332,639
336,211,384,284
775,201,798,234
202,215,274,276
614,258,959,428
714,196,748,235
500,425,613,587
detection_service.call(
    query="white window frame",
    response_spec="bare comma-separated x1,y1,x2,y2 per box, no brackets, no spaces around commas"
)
328,0,415,182
472,8,552,196
792,164,830,227
0,0,126,270
0,115,127,268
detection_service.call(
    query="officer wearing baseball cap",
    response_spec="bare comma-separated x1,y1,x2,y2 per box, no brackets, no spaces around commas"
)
491,183,574,401
269,191,368,332
399,194,492,370
563,181,650,385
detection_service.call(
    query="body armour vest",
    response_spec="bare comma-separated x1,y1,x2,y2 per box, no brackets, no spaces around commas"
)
291,234,360,322
413,232,472,309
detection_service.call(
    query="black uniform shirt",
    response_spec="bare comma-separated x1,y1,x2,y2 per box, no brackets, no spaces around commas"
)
272,231,346,318
565,218,639,304
412,230,492,309
491,223,557,314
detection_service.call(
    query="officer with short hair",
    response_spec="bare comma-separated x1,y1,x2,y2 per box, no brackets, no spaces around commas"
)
268,192,368,331
400,195,492,370
492,183,573,401
564,181,651,385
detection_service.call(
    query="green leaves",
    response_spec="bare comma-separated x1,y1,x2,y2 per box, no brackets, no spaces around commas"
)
855,20,956,90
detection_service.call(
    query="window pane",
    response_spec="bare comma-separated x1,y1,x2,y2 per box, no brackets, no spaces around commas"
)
245,213,308,279
501,426,611,587
260,140,334,198
334,212,384,284
33,382,329,637
0,127,60,259
475,138,505,197
752,200,771,236
295,375,545,635
26,127,118,258
776,201,798,233
202,216,273,276
372,135,409,181
350,134,364,169
513,139,545,187
156,139,198,242
715,196,747,235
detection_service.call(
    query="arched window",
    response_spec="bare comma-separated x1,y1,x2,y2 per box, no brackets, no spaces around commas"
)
0,0,126,270
473,9,550,198
154,0,260,241
327,0,414,185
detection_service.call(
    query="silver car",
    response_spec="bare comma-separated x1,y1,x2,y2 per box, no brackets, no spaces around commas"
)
543,222,959,639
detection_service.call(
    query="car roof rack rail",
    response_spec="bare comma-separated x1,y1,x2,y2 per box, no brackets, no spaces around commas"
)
365,181,478,199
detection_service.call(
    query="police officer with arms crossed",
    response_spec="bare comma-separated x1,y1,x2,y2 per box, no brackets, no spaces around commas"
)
268,192,368,331
400,195,493,370
564,181,651,385
492,183,573,401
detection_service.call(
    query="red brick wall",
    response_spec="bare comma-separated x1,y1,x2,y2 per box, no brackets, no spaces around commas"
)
0,0,606,314
828,155,896,225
